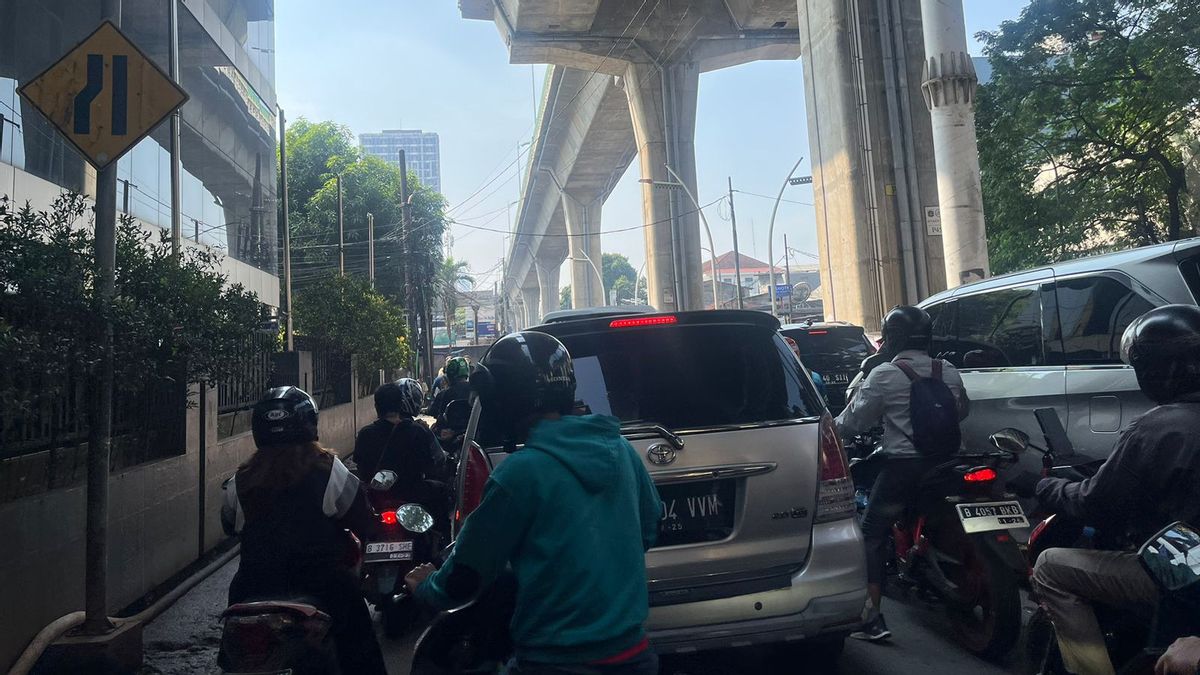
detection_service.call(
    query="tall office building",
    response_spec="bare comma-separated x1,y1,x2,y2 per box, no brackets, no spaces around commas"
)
360,129,441,193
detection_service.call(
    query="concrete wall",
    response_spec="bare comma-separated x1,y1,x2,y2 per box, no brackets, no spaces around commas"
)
0,390,373,670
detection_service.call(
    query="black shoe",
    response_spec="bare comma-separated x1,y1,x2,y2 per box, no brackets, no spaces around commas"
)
849,613,891,642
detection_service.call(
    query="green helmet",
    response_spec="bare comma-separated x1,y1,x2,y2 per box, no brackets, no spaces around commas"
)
445,356,470,381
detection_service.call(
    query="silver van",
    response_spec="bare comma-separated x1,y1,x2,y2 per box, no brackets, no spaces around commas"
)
487,309,867,659
919,238,1200,465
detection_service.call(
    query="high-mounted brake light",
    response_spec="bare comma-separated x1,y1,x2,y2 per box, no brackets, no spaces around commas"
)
609,315,678,328
807,329,829,335
380,511,398,525
963,467,998,483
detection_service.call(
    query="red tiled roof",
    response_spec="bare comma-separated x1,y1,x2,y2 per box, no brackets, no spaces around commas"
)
701,251,772,275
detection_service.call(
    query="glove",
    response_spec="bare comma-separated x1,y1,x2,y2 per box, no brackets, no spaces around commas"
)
1006,470,1042,499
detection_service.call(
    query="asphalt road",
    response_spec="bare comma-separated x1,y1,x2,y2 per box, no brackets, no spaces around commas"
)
140,556,1032,675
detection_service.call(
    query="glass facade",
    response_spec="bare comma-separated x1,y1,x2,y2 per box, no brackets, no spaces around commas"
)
360,129,441,193
0,0,277,273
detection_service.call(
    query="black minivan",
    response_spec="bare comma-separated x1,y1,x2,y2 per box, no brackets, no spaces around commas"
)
779,322,877,414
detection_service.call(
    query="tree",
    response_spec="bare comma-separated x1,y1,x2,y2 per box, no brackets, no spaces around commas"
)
293,274,409,373
0,195,267,417
611,276,634,303
560,285,572,310
436,257,474,340
977,0,1199,272
602,253,638,303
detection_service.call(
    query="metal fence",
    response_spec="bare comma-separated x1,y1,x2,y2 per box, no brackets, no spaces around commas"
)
310,347,352,410
216,330,279,439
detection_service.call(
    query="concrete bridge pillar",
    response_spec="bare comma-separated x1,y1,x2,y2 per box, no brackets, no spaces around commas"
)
622,61,704,312
562,195,605,308
536,261,560,321
520,287,541,327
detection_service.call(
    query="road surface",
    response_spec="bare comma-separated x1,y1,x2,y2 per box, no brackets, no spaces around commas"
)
140,556,1033,674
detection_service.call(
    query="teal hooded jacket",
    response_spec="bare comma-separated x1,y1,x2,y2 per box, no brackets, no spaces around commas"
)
416,414,663,664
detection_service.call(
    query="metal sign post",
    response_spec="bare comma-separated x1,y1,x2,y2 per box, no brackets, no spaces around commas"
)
19,16,188,635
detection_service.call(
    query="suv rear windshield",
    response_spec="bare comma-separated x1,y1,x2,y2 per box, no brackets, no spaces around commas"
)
780,327,874,374
557,323,822,430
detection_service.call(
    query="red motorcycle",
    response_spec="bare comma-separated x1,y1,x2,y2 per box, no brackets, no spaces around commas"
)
850,432,1030,660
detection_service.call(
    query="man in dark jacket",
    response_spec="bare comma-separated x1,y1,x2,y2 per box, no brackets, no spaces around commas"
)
1033,305,1200,675
426,356,471,419
354,379,449,519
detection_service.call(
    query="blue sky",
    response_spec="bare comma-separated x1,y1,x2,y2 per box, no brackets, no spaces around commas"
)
276,1,1028,292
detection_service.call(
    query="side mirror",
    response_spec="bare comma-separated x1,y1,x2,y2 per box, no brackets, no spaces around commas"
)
989,428,1030,455
370,470,398,491
1139,521,1200,596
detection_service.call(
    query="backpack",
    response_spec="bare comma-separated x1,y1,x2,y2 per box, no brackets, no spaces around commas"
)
893,359,961,456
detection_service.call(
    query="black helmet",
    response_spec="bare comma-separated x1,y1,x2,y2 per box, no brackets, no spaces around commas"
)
251,386,319,448
1119,304,1200,405
881,306,932,353
375,378,424,417
475,331,576,441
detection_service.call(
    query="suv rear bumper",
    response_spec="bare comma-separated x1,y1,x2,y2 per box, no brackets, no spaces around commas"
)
646,518,867,653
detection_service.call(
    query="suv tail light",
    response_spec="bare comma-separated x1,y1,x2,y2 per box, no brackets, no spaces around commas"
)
815,413,855,523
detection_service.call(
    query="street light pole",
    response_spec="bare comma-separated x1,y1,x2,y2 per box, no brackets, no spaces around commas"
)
569,250,606,302
279,108,294,351
660,165,719,309
367,212,375,287
336,174,345,275
727,177,743,310
768,157,804,317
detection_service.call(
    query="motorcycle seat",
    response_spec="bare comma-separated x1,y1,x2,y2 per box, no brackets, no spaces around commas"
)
222,599,330,621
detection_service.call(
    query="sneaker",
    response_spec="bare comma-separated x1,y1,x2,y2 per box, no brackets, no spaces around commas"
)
849,613,892,642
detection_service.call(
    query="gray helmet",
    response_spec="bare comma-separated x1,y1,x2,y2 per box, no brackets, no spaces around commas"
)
375,378,424,417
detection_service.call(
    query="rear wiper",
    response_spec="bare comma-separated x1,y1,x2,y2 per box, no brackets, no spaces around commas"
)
620,423,684,450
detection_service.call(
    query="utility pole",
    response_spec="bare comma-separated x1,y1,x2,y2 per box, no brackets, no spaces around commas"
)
118,178,136,215
367,212,375,288
727,177,744,310
168,0,182,257
784,233,794,320
399,150,417,374
85,0,121,636
279,108,294,351
336,174,345,275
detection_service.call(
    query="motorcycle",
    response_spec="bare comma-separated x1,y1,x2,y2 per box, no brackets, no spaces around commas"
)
995,408,1197,674
1124,521,1200,673
849,430,1030,660
363,469,440,638
216,531,362,675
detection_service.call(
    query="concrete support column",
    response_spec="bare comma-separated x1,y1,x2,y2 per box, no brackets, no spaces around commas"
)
920,0,989,287
563,195,604,308
536,261,560,321
622,61,704,312
521,287,541,327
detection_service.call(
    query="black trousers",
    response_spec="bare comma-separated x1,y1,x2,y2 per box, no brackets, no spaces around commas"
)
229,565,388,675
859,456,940,587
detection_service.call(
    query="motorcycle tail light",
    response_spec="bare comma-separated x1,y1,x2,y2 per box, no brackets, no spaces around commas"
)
380,511,398,525
815,412,855,523
963,467,998,483
456,442,491,529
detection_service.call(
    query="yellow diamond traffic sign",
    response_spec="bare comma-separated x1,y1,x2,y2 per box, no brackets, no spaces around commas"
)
18,21,188,170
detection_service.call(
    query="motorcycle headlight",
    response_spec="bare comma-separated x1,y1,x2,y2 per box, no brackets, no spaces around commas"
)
396,504,435,534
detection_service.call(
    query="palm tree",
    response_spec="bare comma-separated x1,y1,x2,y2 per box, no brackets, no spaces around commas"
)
437,258,474,342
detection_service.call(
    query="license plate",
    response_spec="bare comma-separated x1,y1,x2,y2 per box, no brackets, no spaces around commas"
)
956,500,1029,534
365,540,413,562
655,480,735,548
826,372,851,384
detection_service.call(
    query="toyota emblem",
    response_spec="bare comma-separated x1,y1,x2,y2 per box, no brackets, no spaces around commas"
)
647,443,676,466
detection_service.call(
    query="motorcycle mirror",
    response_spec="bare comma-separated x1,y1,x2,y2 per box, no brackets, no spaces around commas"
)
370,470,398,491
397,503,435,534
1138,521,1200,595
988,428,1030,455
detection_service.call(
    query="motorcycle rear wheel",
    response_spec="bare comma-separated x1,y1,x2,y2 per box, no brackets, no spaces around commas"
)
945,541,1022,660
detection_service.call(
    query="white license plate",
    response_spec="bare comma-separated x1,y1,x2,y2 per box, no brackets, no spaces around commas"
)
956,500,1029,534
826,372,851,384
365,540,414,561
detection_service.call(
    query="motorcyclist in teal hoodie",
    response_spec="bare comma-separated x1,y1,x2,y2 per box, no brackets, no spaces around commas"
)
405,331,663,674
